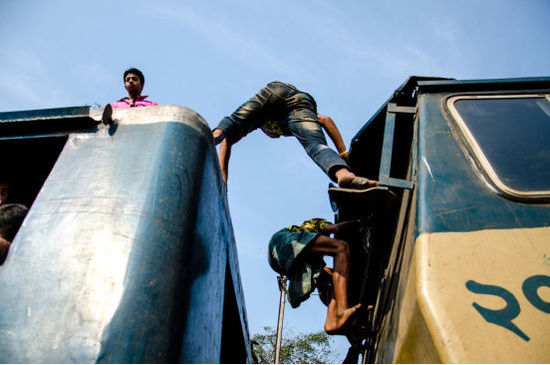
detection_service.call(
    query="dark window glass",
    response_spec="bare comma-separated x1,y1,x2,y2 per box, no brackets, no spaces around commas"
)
454,97,550,192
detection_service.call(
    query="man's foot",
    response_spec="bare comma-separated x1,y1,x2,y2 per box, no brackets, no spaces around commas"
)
338,176,378,190
102,104,114,126
324,301,361,335
334,168,378,189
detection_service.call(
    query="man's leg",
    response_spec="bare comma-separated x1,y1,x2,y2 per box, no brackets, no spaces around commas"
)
287,116,347,178
212,83,279,145
302,235,360,333
287,113,377,189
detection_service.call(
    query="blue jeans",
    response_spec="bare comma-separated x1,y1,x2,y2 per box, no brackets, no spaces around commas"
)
216,81,349,179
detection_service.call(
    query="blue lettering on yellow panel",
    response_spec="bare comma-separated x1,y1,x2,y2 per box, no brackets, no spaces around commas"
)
522,275,550,314
465,280,530,341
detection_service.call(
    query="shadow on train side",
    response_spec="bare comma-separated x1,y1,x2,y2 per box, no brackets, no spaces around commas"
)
0,105,251,363
329,76,550,363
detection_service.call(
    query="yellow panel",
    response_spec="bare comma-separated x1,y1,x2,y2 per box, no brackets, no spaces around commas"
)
394,227,550,363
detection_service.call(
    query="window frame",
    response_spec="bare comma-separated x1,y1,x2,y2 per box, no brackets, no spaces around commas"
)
446,93,550,200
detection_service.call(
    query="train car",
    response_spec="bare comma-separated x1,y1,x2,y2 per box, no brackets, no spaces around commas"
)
329,76,550,363
0,105,251,363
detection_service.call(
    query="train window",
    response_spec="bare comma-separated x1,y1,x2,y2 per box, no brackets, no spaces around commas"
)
447,95,550,199
0,136,67,208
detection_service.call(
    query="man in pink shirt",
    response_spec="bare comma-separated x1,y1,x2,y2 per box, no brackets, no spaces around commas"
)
111,68,158,108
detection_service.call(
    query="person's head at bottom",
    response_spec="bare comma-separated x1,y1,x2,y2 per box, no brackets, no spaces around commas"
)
0,204,29,265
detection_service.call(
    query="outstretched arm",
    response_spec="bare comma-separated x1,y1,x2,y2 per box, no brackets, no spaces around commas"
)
216,128,247,184
317,114,348,159
218,139,232,183
322,219,361,235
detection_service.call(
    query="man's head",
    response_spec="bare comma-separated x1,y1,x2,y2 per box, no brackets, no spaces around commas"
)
123,67,145,97
0,179,8,205
0,203,28,264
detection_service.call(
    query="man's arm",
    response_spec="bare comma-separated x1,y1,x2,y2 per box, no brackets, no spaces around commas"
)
317,114,349,159
218,138,232,183
217,128,249,183
322,219,361,235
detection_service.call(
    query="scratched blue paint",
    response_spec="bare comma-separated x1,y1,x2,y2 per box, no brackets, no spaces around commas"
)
0,108,251,363
350,77,550,236
416,88,550,235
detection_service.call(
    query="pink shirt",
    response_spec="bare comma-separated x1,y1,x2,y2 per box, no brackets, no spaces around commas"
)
111,95,158,108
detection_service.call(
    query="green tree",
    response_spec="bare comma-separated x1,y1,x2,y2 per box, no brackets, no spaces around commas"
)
251,326,337,364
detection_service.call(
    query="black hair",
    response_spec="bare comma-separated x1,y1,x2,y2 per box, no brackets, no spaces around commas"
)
0,204,29,242
123,67,145,85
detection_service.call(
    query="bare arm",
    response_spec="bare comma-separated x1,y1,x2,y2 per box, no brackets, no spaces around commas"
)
317,114,348,159
322,219,361,235
218,139,232,183
216,127,248,183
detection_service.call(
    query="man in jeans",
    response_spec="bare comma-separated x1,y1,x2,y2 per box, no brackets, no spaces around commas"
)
212,81,376,188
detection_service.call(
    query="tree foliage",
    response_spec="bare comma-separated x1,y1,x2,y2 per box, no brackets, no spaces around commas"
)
251,326,337,364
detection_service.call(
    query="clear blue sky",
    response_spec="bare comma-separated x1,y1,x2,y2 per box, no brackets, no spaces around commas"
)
1,0,549,359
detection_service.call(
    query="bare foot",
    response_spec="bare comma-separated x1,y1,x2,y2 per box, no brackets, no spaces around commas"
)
324,300,361,334
338,175,378,189
333,168,378,189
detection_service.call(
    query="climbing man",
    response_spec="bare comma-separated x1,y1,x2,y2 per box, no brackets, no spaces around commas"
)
111,67,158,108
268,218,361,334
212,81,377,188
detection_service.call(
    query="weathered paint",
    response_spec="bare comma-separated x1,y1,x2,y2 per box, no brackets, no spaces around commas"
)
0,106,251,363
396,82,550,363
393,228,550,363
348,77,550,363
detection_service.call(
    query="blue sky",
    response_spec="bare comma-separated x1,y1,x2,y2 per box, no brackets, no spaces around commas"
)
1,0,549,359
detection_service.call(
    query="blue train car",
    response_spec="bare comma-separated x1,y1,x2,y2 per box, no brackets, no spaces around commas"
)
0,105,251,363
330,77,550,363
